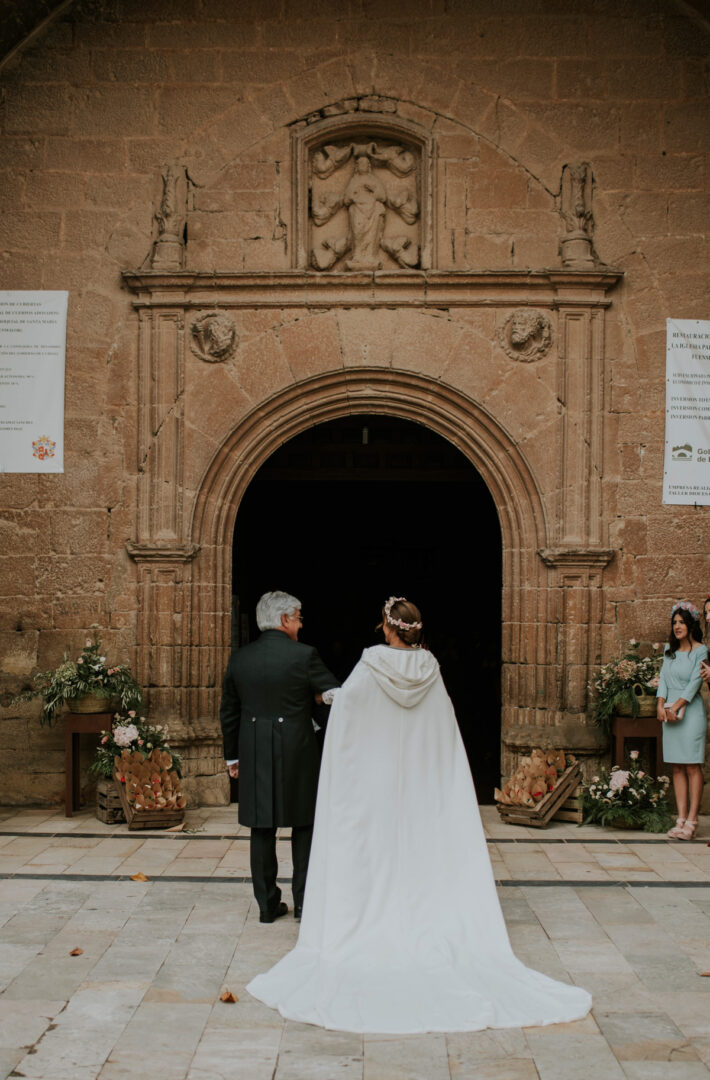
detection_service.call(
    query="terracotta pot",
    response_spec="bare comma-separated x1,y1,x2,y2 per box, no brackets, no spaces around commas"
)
70,693,115,714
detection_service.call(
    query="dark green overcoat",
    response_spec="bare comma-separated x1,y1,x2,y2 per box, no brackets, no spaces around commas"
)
219,629,339,827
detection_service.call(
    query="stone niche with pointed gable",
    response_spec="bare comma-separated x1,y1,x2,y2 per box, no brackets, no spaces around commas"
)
292,113,435,272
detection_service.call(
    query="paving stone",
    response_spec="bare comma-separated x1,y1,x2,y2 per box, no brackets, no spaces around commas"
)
363,1033,448,1080
98,1001,212,1079
621,1064,710,1078
0,998,65,1050
596,1010,700,1061
524,1028,627,1079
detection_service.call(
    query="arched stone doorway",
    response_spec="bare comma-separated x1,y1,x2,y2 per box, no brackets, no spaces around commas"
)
232,414,502,799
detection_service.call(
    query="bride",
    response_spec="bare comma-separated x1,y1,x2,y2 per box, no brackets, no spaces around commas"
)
247,597,591,1033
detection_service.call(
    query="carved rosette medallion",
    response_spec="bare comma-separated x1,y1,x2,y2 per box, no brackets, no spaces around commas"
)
309,138,421,272
498,309,553,363
190,312,238,363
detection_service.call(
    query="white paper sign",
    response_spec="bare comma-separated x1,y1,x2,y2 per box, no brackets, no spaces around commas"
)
0,291,67,473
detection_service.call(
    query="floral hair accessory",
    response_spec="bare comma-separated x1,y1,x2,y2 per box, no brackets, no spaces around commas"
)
384,596,422,631
671,600,700,621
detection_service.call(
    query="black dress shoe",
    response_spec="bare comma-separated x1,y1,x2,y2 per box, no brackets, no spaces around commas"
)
294,906,302,921
259,901,288,924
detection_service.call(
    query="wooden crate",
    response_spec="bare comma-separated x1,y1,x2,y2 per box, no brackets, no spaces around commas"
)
96,778,125,825
495,762,582,828
552,785,584,824
113,773,185,831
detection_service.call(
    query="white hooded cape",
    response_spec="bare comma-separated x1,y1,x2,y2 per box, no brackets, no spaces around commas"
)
247,645,591,1033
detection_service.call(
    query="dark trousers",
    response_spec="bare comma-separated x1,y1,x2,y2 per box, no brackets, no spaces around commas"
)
250,824,313,915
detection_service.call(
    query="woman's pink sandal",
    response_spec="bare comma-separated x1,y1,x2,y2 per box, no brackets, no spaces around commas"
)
667,817,686,839
677,819,698,841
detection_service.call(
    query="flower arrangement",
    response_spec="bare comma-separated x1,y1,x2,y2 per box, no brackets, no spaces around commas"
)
15,637,142,727
88,711,182,780
581,751,674,833
588,639,663,736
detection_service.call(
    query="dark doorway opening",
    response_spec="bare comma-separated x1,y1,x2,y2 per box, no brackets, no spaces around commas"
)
231,415,502,801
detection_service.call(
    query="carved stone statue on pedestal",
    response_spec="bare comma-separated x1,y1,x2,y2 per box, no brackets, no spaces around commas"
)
151,164,188,270
559,162,596,269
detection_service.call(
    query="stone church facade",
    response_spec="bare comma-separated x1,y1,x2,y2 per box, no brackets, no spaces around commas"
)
1,0,708,806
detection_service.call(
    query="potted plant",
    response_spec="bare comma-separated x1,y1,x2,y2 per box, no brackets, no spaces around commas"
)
15,637,142,727
588,640,663,737
88,711,182,780
581,751,673,833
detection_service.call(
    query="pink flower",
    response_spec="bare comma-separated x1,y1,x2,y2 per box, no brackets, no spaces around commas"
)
638,771,645,778
138,739,144,745
653,642,661,651
86,639,92,647
77,658,83,664
101,735,109,744
647,676,660,688
609,770,630,791
128,710,136,718
629,750,639,760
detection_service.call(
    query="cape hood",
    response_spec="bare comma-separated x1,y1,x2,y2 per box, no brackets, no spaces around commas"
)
360,645,440,708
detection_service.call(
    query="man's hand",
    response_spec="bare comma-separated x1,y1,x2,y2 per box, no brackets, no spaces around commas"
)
701,660,710,682
228,762,239,779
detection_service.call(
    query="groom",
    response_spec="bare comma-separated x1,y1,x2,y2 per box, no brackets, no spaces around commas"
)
220,591,339,923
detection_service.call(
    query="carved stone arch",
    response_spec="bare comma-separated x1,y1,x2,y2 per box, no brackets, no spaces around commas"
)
291,112,435,271
188,367,551,768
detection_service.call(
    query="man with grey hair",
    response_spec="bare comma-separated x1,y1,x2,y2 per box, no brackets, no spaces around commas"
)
220,590,339,923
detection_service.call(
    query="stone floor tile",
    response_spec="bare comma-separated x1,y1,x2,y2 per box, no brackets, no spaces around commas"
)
446,1026,532,1070
97,1001,212,1079
158,857,221,876
596,1009,700,1061
555,862,614,880
524,1028,627,1079
62,855,127,875
652,992,710,1038
187,1050,279,1080
363,1033,448,1080
621,1063,710,1078
0,1047,24,1080
0,943,45,993
552,938,636,975
0,998,65,1050
176,839,232,859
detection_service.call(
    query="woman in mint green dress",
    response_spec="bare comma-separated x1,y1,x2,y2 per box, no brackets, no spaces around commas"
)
657,601,707,841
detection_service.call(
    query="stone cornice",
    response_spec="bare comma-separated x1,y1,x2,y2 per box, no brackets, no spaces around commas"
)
126,542,200,564
538,547,615,569
121,268,623,309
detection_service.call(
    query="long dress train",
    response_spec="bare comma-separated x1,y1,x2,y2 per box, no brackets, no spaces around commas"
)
247,645,591,1033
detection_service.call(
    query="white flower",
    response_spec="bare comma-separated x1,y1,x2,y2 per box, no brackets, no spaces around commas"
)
86,639,92,647
113,724,139,747
609,770,630,791
99,656,106,663
592,775,600,782
629,638,637,645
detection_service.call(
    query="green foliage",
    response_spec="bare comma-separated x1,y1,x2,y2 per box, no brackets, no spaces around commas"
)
588,640,663,737
89,712,182,780
581,752,674,833
14,636,142,727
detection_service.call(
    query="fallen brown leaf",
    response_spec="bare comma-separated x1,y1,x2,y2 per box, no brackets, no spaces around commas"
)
69,947,83,956
220,989,238,1003
130,872,149,882
165,823,185,833
700,972,710,977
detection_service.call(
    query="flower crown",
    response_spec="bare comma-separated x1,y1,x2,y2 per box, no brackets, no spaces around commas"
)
384,596,422,631
671,600,700,621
